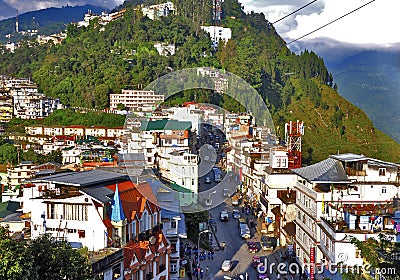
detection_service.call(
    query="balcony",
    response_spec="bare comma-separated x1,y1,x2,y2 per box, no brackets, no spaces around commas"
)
277,190,296,204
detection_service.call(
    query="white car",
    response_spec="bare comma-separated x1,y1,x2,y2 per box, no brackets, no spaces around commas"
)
221,260,232,272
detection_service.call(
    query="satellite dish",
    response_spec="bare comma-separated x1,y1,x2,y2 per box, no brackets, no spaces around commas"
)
149,236,156,244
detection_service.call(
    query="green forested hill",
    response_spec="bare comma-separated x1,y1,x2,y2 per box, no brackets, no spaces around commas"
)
1,0,399,164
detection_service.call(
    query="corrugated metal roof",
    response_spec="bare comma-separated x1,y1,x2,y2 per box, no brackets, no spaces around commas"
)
292,158,350,183
330,153,368,162
330,153,399,168
29,169,128,187
80,186,114,204
140,119,191,131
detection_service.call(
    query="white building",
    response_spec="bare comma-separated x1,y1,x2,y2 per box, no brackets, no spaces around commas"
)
110,89,164,112
200,26,232,48
291,154,400,275
12,87,60,119
154,43,176,56
142,1,175,20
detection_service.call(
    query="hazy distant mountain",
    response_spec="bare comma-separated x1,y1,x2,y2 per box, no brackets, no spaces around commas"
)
0,4,105,43
329,50,400,143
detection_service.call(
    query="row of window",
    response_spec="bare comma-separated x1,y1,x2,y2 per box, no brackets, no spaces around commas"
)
47,203,89,221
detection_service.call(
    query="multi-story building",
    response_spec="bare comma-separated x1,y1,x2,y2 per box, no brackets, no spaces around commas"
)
200,26,232,48
161,210,186,280
0,96,13,123
7,161,34,189
142,1,175,20
123,231,170,280
12,88,60,119
110,89,164,112
23,170,161,252
292,153,400,274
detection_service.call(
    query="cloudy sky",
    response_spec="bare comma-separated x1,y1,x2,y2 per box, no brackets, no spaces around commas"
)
1,0,399,48
0,0,124,20
240,0,400,46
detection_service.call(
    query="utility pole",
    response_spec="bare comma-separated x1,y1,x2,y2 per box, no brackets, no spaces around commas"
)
16,10,19,33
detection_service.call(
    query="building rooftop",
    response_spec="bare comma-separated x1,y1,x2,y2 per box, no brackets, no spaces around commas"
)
292,158,351,184
29,169,128,187
140,119,191,131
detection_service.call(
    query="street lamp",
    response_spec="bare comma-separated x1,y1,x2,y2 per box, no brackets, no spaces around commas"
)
207,191,217,206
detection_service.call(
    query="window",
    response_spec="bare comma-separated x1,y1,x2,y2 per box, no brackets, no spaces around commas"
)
379,168,386,176
132,221,136,239
170,262,177,273
64,204,88,221
171,220,177,229
382,186,387,194
112,264,121,279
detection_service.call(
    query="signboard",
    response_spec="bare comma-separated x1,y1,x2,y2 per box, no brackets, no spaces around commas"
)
310,247,315,280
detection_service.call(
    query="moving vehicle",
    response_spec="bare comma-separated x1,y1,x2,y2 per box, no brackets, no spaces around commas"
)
247,241,258,253
223,188,229,197
205,176,211,184
220,210,229,222
213,167,222,182
261,236,277,251
232,209,240,219
221,260,232,272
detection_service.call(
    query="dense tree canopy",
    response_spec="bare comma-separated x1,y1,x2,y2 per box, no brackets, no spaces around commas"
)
0,227,93,280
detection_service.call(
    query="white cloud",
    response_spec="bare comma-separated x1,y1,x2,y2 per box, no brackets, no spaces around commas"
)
240,0,400,45
2,0,124,17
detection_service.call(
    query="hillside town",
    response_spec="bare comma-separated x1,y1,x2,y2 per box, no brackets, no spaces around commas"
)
1,1,400,280
1,69,400,280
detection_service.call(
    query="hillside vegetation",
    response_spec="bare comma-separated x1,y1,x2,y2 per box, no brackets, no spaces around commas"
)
0,0,399,164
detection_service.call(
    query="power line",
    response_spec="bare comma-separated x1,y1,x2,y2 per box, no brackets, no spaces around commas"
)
272,0,318,24
286,0,376,45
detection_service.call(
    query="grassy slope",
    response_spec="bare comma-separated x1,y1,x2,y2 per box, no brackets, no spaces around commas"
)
286,79,400,163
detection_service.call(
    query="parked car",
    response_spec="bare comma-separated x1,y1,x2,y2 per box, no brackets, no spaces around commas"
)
232,209,240,219
240,224,251,239
247,241,258,253
221,260,232,272
261,235,277,251
205,176,211,184
238,218,247,228
220,210,229,222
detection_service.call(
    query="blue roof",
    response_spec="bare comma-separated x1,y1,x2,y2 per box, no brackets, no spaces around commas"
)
111,184,125,222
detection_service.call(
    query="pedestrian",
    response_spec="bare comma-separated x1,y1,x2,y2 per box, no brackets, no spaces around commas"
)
208,251,211,260
206,266,209,276
211,250,214,260
200,268,204,278
242,205,244,213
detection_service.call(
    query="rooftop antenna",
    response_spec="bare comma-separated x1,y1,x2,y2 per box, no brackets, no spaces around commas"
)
16,9,19,33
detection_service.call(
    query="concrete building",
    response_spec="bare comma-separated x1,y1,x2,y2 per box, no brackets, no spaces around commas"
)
22,170,161,252
291,154,400,275
200,26,232,48
142,1,175,20
110,89,164,112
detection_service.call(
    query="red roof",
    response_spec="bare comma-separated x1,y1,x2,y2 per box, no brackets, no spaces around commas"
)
106,181,159,222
